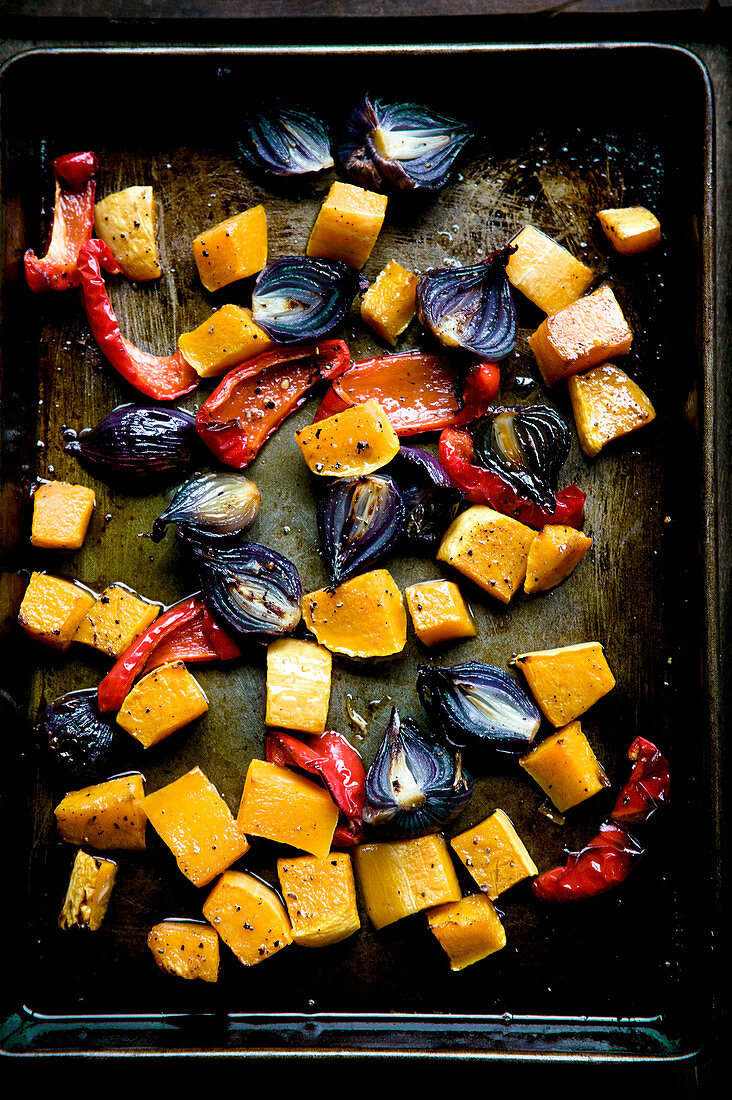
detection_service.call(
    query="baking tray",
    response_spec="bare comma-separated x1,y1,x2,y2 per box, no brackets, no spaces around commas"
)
0,43,718,1061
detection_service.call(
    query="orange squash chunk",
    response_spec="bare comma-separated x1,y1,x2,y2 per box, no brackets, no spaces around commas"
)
74,583,160,657
31,481,96,550
437,506,536,605
237,759,339,859
141,767,249,886
147,920,220,982
116,661,209,749
303,569,407,659
520,720,610,812
506,226,595,314
295,399,400,477
568,362,656,458
353,834,462,930
405,579,476,646
202,870,293,966
178,304,274,379
193,204,267,292
427,893,506,971
307,180,387,269
94,185,162,281
597,206,661,255
450,809,538,899
266,638,332,735
515,642,616,728
58,849,118,931
361,260,419,344
55,773,147,851
528,284,633,387
524,525,592,594
18,572,95,651
277,852,360,947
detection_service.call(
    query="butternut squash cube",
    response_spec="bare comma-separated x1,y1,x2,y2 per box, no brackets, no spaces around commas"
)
31,481,96,551
528,284,633,387
18,572,95,651
58,849,117,931
437,506,536,605
450,809,538,899
193,204,267,292
94,185,162,281
202,870,292,966
524,525,592,594
597,206,661,255
178,304,274,379
515,642,616,728
266,638,332,735
567,362,656,458
295,399,400,477
353,834,462,930
277,852,360,947
237,759,339,859
73,583,160,657
361,260,419,344
405,579,476,646
506,226,595,314
141,767,249,887
303,569,407,659
520,720,610,812
55,773,147,851
116,661,209,749
307,180,388,270
427,893,506,971
147,920,220,982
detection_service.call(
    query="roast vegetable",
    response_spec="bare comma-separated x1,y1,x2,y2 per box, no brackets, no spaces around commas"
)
94,184,162,282
54,773,147,851
178,305,274,379
58,850,117,931
361,260,419,344
451,808,538,899
116,661,209,749
427,894,506,972
597,206,661,255
404,579,476,647
472,404,572,512
18,572,95,652
148,921,220,982
567,362,656,458
31,480,96,551
353,834,461,930
528,284,633,387
66,404,199,482
519,720,610,812
39,689,120,785
151,473,261,543
296,399,400,477
307,180,388,269
251,256,367,343
532,821,644,903
25,151,97,293
524,524,593,594
265,639,333,735
388,444,462,548
237,758,339,859
74,583,161,658
515,642,616,728
505,225,595,315
239,103,334,177
317,473,405,587
303,568,407,659
202,870,293,966
192,204,267,292
437,504,537,604
277,853,361,947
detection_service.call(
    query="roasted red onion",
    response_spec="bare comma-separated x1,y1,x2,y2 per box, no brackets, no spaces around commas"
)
317,474,405,587
387,445,463,549
252,257,367,344
65,404,198,482
151,473,261,543
38,689,121,784
472,405,571,512
239,103,334,177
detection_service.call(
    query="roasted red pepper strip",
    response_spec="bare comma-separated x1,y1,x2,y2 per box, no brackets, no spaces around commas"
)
532,821,644,903
196,341,351,469
25,151,98,293
76,239,199,401
144,605,241,672
266,729,366,846
439,425,586,530
611,737,670,825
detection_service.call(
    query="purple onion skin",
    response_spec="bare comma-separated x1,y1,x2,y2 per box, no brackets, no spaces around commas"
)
252,256,367,344
66,404,198,483
317,474,406,588
387,446,463,550
38,689,120,785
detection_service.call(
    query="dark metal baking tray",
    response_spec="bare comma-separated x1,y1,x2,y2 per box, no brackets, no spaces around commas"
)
0,43,719,1061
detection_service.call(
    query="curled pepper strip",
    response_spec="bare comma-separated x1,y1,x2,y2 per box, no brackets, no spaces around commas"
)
439,425,586,530
76,239,199,401
532,821,644,903
143,604,241,672
25,151,98,293
266,729,366,846
611,736,670,825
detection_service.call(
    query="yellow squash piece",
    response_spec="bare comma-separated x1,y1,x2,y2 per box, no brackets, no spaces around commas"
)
360,259,419,344
193,204,267,292
437,506,536,605
18,572,95,652
54,773,147,851
427,893,506,971
597,206,661,255
266,638,332,735
177,304,274,378
277,852,360,947
307,180,388,269
568,362,656,458
116,661,209,749
506,226,595,314
58,849,117,931
31,481,95,551
147,920,220,982
528,284,633,387
450,809,538,899
94,185,162,281
524,525,592,594
520,720,610,812
295,399,400,477
303,569,407,659
74,583,160,657
237,759,339,859
515,642,616,728
202,870,293,966
141,767,249,887
405,579,476,646
353,834,462,930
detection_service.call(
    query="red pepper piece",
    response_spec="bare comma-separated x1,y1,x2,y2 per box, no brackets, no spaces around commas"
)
266,729,366,847
196,340,350,469
76,239,199,401
25,151,98,293
533,821,644,903
439,425,586,530
144,604,241,672
611,737,670,825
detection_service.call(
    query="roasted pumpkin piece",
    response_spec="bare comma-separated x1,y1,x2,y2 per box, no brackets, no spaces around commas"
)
505,226,595,315
597,206,661,255
450,809,538,899
353,833,462,930
54,773,147,851
237,758,339,859
520,720,610,812
93,185,162,281
437,505,536,605
178,304,274,379
302,569,407,659
527,284,633,387
567,362,656,458
277,851,360,947
295,399,400,477
31,481,96,551
360,260,419,344
58,849,117,931
193,204,267,292
202,870,293,966
427,893,506,971
141,767,249,886
515,642,616,728
405,579,476,646
524,525,592,595
73,583,161,657
147,920,220,982
307,180,388,270
18,572,95,652
266,638,332,735
116,661,209,749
